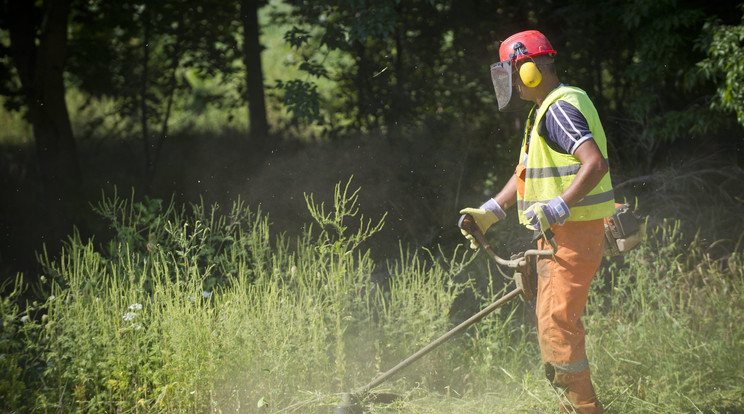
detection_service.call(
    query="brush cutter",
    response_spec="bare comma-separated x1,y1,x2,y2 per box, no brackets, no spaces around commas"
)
332,215,557,413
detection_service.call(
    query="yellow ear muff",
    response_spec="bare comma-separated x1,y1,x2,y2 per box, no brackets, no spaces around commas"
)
519,61,542,87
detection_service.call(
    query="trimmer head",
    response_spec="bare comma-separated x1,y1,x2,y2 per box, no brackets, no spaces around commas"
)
333,393,362,414
333,391,401,413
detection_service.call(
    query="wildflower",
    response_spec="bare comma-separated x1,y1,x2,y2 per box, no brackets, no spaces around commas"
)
123,312,137,322
48,295,55,301
128,303,143,311
20,315,29,323
202,291,211,299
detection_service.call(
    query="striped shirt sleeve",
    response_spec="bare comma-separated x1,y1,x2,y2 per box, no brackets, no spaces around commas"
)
542,100,594,155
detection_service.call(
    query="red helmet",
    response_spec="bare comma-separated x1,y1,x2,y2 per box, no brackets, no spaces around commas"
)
490,30,557,111
498,30,557,63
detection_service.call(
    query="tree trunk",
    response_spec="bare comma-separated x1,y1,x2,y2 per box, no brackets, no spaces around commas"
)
388,3,405,134
355,41,368,129
7,0,82,242
141,0,153,184
240,0,270,144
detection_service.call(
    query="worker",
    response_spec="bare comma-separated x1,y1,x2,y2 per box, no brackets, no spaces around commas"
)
459,30,614,413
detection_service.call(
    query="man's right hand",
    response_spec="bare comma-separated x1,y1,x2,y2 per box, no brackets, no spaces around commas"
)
459,199,506,249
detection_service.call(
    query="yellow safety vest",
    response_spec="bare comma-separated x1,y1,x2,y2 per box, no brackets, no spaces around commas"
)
516,86,615,226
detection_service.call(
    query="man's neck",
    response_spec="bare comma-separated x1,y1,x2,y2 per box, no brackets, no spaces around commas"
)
534,78,561,107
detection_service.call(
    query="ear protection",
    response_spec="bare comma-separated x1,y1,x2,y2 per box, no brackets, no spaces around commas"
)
510,42,542,88
519,60,542,88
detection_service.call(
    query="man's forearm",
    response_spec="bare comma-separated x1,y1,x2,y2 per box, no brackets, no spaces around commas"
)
493,173,518,210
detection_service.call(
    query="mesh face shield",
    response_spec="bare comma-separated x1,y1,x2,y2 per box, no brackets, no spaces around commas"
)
490,60,527,112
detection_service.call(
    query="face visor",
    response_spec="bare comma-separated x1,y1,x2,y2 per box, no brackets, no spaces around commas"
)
490,59,528,112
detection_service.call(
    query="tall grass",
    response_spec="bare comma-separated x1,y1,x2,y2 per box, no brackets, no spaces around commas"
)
1,183,743,413
0,180,474,412
587,220,744,413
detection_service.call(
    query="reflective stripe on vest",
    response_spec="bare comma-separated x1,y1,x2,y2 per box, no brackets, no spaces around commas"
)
517,86,615,225
519,189,615,211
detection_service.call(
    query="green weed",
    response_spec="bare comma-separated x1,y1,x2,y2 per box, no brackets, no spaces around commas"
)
587,219,744,413
1,185,743,413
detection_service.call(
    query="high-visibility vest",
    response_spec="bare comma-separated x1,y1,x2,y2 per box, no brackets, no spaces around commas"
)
516,86,615,226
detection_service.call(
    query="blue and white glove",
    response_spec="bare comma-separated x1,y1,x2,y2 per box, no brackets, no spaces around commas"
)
524,196,570,233
459,198,506,249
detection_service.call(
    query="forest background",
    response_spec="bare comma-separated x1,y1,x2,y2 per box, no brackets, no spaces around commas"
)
2,0,744,276
1,0,744,412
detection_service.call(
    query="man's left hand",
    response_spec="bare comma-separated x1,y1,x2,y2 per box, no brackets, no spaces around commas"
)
524,196,571,232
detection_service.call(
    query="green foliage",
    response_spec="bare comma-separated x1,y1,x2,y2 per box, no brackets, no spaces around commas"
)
553,0,734,172
272,0,503,135
1,183,744,411
25,188,275,411
283,25,311,48
82,188,269,292
699,6,744,126
0,276,47,411
35,248,233,411
304,177,386,255
618,0,712,160
64,0,248,179
0,181,471,411
274,79,322,123
5,0,743,178
587,220,744,412
264,0,744,173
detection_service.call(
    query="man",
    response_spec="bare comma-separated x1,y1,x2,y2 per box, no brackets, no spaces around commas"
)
459,30,614,413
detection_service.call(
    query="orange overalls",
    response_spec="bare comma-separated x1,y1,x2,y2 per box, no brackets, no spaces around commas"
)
516,159,605,413
536,220,604,413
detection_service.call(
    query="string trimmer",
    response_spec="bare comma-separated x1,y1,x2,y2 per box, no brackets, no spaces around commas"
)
332,215,557,413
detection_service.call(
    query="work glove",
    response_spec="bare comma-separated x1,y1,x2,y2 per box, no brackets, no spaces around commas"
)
524,196,570,233
459,198,506,249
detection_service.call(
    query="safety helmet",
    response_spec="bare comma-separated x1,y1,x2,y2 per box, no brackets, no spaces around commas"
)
498,30,556,64
490,30,557,111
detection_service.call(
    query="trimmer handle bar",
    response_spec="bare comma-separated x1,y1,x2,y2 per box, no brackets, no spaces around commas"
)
458,213,557,267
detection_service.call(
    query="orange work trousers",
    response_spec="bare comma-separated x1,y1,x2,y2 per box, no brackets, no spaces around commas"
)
536,219,604,413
